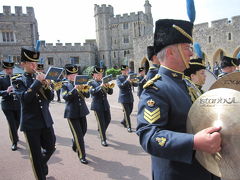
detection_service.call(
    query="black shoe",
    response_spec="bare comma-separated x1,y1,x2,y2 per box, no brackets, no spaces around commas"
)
11,143,17,151
72,139,77,152
120,121,127,128
80,158,88,164
101,140,108,147
43,164,48,175
127,128,132,133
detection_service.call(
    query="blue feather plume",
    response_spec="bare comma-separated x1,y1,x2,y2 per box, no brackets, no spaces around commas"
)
237,52,240,59
40,57,44,64
35,40,41,52
99,60,104,68
186,0,196,23
193,42,203,58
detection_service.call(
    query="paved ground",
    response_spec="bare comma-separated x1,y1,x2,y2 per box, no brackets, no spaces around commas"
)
0,83,151,180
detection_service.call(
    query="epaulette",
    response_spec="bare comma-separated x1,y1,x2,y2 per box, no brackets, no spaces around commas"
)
149,67,157,70
143,74,161,89
0,74,5,77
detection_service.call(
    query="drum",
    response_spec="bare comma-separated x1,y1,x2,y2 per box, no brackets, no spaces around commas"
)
201,69,217,92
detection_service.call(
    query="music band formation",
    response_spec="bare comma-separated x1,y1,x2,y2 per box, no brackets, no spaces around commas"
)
1,2,240,180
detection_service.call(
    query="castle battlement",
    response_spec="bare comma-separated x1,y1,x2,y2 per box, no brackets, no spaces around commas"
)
111,11,146,24
0,6,35,16
194,16,240,30
94,4,113,16
42,41,96,52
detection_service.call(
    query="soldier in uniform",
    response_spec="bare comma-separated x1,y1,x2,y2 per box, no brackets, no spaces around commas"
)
137,19,221,180
117,65,138,133
146,46,161,80
62,64,89,164
0,59,21,151
89,66,113,146
12,46,56,180
184,58,206,94
218,56,238,78
137,67,146,98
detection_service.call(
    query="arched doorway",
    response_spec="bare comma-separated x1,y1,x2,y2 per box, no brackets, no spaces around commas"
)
233,47,240,58
213,49,225,63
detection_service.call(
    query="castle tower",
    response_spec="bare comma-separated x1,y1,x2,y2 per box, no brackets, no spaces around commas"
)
94,4,114,67
144,0,153,26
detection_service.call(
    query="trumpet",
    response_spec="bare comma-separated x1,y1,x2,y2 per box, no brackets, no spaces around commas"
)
76,84,91,93
104,82,115,89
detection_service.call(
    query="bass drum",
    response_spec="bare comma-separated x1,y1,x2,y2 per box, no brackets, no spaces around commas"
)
201,69,217,92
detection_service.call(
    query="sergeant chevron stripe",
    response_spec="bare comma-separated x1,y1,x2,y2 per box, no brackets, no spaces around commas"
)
144,107,160,123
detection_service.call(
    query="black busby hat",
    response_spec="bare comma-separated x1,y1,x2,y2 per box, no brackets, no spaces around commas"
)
184,58,206,77
92,66,104,74
154,19,193,54
138,67,145,73
121,65,129,71
220,56,238,69
65,64,78,75
2,59,14,69
147,46,155,61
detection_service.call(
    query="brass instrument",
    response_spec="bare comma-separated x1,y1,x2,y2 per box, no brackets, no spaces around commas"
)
51,81,63,91
76,84,91,93
187,88,240,179
108,82,115,89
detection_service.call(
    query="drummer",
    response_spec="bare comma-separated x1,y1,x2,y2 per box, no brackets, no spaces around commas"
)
218,56,238,78
137,18,222,180
184,58,206,94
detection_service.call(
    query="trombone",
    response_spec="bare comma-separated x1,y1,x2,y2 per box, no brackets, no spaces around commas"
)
76,84,91,93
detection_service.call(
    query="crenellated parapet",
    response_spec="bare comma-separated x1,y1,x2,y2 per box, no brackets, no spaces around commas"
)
40,41,97,53
194,16,240,30
110,11,148,24
0,6,35,17
94,4,114,17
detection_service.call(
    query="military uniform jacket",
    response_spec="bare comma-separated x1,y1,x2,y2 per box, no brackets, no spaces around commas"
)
12,73,54,131
116,75,136,103
137,76,147,97
146,64,160,81
89,80,113,111
62,81,90,119
0,75,20,110
137,66,214,180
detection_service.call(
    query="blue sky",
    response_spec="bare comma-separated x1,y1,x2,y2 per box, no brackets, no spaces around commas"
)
1,0,239,44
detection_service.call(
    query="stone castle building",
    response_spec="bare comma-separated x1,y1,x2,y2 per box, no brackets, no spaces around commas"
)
0,1,240,72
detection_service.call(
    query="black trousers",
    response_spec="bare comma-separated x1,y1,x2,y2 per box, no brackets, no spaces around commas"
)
94,110,111,141
24,126,56,180
56,89,61,101
121,103,133,128
3,109,20,144
67,117,87,159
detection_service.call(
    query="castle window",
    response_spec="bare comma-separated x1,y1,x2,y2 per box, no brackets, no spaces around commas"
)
123,23,128,29
228,33,231,40
70,57,79,64
47,57,54,65
1,31,15,43
102,55,104,60
114,40,117,44
114,52,116,58
123,36,129,43
208,36,211,43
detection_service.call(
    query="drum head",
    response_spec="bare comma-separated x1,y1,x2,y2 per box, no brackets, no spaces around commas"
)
201,69,217,92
